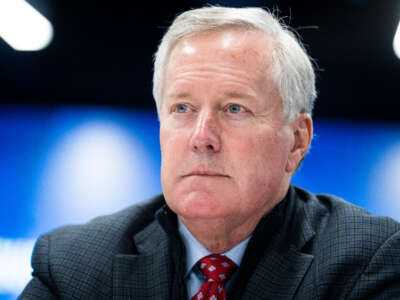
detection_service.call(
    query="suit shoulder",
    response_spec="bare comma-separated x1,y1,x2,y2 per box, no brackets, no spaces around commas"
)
294,187,400,298
47,194,165,253
296,186,400,267
30,195,165,298
295,186,400,239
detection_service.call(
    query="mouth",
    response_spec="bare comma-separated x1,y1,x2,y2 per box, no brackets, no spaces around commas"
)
183,170,229,178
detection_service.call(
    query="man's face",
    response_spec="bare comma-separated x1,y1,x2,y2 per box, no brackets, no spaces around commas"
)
159,28,304,226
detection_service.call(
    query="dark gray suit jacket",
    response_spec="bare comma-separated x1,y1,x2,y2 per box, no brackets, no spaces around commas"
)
20,186,400,299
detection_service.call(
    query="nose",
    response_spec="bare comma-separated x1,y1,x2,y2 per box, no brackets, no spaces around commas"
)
189,110,221,153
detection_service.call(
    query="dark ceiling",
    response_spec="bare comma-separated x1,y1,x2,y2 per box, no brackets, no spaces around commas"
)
1,0,400,121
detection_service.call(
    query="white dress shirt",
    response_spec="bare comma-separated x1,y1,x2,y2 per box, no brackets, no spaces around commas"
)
178,219,251,299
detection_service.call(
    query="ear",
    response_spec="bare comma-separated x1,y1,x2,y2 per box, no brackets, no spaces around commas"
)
285,113,313,173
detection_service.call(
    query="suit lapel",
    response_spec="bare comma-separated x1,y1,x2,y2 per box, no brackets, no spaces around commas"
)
113,220,172,300
242,235,313,299
242,187,316,299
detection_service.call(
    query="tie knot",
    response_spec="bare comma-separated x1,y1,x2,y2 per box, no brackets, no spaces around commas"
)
197,254,237,283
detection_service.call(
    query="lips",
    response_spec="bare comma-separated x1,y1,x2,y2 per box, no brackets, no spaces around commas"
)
183,169,229,177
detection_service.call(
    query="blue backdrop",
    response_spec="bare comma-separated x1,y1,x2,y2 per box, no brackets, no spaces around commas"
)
1,106,399,299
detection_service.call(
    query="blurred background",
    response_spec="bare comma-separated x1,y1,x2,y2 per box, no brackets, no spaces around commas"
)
1,0,400,298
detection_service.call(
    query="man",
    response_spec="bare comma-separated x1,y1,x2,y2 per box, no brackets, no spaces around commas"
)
20,6,400,300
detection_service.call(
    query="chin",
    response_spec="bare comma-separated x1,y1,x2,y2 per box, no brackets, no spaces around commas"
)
169,190,232,219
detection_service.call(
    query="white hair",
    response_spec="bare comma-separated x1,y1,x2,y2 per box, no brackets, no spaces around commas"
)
153,6,317,121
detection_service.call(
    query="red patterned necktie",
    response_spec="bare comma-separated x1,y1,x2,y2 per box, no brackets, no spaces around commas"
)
191,254,237,300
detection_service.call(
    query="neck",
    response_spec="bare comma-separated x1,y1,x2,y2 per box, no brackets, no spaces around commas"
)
178,210,266,253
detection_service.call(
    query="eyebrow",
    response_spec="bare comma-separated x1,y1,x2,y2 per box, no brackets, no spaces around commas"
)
224,91,250,99
167,91,256,100
168,92,191,99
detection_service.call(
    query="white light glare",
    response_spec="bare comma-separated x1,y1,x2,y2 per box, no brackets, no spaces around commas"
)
36,121,150,226
394,19,400,59
0,0,53,51
0,238,35,295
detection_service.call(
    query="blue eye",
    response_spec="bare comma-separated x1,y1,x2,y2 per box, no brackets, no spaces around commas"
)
175,104,188,113
228,104,243,114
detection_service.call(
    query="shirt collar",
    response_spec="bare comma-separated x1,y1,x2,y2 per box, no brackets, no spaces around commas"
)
178,219,251,277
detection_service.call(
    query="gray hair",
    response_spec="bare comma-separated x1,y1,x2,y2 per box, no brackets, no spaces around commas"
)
152,6,317,121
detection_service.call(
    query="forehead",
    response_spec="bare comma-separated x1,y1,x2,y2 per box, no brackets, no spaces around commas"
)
166,28,275,76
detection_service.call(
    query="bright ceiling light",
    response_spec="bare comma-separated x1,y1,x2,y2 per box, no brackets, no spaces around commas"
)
0,0,53,51
394,19,400,59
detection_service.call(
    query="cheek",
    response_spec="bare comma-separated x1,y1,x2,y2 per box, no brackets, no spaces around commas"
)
160,128,173,180
227,129,278,162
230,130,289,181
162,139,185,160
160,127,188,177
